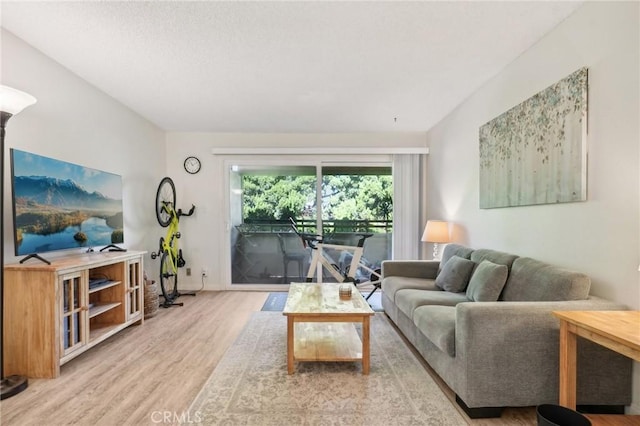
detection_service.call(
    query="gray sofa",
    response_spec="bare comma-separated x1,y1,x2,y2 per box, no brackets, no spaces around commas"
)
381,244,632,418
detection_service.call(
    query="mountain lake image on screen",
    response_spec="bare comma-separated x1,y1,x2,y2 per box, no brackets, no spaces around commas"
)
10,149,124,256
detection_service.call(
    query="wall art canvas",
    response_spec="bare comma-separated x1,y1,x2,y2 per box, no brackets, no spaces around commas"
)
479,67,588,209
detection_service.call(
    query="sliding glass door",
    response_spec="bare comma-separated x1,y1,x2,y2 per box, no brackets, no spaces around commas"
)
320,166,392,284
228,161,393,287
230,164,317,285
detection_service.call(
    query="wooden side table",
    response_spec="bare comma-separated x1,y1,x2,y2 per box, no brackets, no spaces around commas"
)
552,311,640,410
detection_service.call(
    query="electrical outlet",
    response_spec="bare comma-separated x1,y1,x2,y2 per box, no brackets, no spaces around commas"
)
186,268,191,276
201,268,208,277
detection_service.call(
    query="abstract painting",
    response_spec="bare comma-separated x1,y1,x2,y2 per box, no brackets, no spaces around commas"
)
479,67,588,208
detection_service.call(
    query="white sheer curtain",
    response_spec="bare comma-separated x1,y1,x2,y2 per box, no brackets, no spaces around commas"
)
392,154,423,260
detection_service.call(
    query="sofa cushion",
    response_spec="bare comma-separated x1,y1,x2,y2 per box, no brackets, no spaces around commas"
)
395,288,468,319
438,244,474,274
470,248,518,271
501,257,591,301
413,305,457,357
381,276,438,302
466,260,509,301
435,255,475,292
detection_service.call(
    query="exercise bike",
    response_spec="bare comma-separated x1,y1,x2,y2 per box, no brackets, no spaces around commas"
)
288,218,382,300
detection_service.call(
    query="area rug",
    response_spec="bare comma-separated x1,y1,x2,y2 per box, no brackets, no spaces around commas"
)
189,311,464,425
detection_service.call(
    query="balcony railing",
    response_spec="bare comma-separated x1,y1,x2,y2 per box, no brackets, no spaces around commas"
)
232,218,392,284
241,218,392,235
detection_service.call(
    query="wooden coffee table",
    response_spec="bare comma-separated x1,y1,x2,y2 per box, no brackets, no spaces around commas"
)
283,282,375,374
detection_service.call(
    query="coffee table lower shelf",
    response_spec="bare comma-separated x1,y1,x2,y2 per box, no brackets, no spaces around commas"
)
293,322,363,362
286,316,371,375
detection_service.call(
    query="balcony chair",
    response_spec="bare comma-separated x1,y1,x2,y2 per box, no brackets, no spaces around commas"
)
277,233,308,283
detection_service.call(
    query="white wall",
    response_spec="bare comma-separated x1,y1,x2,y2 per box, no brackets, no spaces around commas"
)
164,132,426,291
1,29,166,268
424,2,639,412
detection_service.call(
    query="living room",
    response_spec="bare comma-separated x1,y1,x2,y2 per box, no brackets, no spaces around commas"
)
1,1,638,425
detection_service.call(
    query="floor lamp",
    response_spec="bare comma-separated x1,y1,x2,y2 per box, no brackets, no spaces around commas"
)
0,85,37,400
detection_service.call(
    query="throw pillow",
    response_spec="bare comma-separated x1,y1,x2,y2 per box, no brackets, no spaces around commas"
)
435,255,476,293
466,260,509,301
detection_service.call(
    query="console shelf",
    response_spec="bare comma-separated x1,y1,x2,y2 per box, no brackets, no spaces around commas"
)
88,280,121,293
3,250,145,379
89,302,122,318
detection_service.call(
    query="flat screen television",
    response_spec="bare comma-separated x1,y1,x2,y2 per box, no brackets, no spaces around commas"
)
10,149,124,256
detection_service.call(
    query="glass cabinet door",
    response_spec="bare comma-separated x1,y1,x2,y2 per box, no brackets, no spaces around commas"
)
126,259,143,320
60,271,88,356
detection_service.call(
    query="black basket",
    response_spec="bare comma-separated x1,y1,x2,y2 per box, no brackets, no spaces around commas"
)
536,404,591,426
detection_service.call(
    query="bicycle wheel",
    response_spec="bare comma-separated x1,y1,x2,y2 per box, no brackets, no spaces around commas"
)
155,177,176,228
159,251,178,303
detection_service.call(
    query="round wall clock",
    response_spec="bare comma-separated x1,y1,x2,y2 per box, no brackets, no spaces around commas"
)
184,156,201,174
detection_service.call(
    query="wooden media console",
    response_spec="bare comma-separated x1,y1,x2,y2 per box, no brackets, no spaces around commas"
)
3,250,145,378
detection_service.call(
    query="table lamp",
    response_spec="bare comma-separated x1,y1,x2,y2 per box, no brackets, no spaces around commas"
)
421,220,450,260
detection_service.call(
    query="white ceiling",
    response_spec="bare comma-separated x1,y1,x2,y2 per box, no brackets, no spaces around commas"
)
1,1,582,133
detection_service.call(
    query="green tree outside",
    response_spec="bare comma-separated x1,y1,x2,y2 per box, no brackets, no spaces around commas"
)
241,174,392,232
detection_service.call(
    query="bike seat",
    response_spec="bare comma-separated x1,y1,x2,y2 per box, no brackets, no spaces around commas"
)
355,233,374,247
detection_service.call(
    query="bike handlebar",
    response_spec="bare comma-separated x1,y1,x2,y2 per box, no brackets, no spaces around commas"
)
289,217,374,248
177,204,196,217
289,217,322,248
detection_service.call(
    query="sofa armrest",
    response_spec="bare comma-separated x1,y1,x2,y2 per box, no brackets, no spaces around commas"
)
381,260,440,280
454,297,632,407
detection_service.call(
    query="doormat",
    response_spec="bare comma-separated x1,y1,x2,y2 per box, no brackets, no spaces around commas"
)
261,292,288,311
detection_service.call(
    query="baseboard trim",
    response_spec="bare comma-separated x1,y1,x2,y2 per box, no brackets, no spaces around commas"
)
455,395,502,419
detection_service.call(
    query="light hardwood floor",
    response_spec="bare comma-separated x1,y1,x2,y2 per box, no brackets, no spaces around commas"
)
1,291,267,426
1,290,543,425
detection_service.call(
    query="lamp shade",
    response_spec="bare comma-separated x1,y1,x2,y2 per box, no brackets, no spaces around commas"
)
421,220,450,243
0,85,37,115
